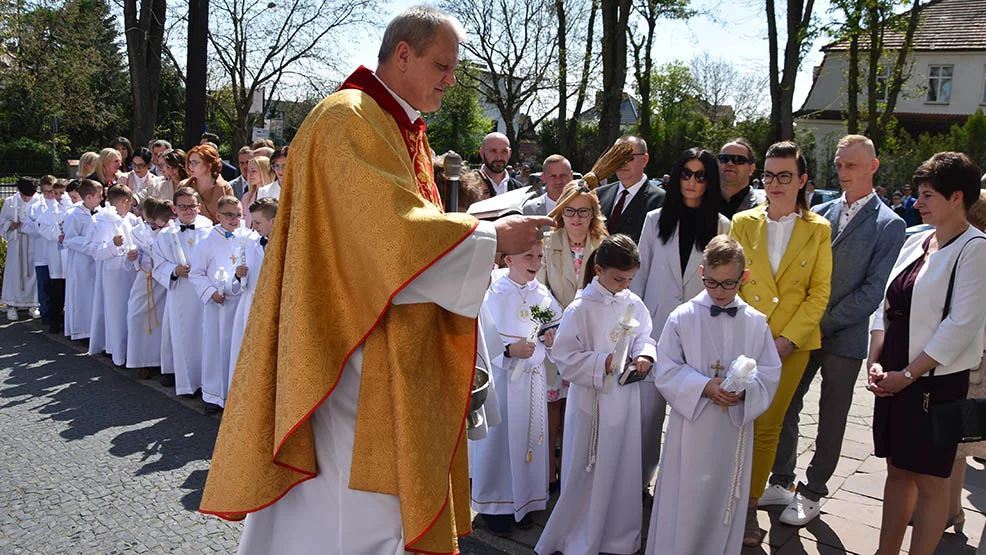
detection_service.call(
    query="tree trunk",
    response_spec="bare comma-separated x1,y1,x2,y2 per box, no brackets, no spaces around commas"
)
847,31,859,134
766,0,782,143
124,0,167,150
600,0,631,147
556,0,569,156
874,0,921,151
566,0,598,153
768,0,814,143
184,0,208,150
864,3,881,138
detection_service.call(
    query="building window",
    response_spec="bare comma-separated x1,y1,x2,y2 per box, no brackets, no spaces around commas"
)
875,67,889,102
927,65,952,104
982,65,986,104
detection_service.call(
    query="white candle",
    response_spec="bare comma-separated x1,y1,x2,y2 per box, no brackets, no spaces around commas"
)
171,223,188,266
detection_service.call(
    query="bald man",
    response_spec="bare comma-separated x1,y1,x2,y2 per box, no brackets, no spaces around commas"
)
480,132,525,196
765,134,906,527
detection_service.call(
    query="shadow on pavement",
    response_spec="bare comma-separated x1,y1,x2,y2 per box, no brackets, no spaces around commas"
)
0,321,219,511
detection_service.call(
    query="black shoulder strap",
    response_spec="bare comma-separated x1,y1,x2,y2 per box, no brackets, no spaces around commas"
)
934,234,986,376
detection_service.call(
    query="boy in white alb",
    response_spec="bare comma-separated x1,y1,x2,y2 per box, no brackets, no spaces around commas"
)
88,184,141,366
646,235,782,555
153,187,212,394
36,179,70,333
62,179,103,340
189,195,245,413
126,198,171,378
227,197,277,391
470,242,562,536
1,177,41,320
536,234,657,555
23,177,55,325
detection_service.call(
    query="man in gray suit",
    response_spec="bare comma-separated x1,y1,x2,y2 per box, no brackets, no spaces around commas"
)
227,146,253,198
522,154,572,219
763,134,906,525
718,137,765,218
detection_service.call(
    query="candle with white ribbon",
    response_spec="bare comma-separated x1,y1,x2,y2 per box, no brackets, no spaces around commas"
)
169,220,188,267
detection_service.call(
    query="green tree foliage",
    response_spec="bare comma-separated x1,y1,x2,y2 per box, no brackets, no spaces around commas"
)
425,68,492,161
0,0,129,160
537,120,606,172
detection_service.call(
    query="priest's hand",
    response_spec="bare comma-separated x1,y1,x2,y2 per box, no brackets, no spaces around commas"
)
235,265,248,278
508,339,535,359
212,291,226,304
542,328,556,348
704,378,741,407
633,356,651,375
113,235,124,247
175,265,191,278
493,215,554,255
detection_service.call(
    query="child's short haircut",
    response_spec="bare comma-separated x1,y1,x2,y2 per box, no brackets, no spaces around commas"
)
249,197,279,219
153,200,176,222
77,179,102,198
16,176,38,196
582,233,640,288
40,174,56,186
141,196,162,217
217,195,241,210
703,235,745,271
54,178,68,190
66,179,80,194
173,186,199,203
106,184,134,204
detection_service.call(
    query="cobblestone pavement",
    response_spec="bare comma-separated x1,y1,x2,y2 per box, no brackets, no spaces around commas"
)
4,316,985,555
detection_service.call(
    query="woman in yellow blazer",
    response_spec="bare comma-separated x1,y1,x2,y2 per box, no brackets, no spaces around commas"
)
729,142,832,546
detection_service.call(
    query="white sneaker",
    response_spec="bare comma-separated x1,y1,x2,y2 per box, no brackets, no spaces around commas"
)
779,491,821,526
6,307,18,321
758,484,795,507
27,307,40,319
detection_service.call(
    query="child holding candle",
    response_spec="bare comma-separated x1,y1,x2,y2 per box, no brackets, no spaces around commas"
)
536,234,656,555
88,184,140,366
469,241,562,537
37,179,70,333
62,179,103,339
153,187,212,393
189,195,245,413
125,198,171,379
1,176,41,321
645,235,782,555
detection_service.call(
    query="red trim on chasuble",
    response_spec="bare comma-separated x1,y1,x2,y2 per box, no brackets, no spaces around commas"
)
339,66,444,212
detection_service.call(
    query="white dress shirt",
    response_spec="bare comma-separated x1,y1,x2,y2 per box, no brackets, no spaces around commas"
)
837,190,877,237
612,175,648,216
766,210,800,275
483,168,511,196
545,195,557,214
373,74,420,125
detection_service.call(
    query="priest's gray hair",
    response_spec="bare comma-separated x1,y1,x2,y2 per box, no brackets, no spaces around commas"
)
377,6,466,63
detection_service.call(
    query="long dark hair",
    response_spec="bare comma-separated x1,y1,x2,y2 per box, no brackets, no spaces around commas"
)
658,147,721,251
582,234,640,288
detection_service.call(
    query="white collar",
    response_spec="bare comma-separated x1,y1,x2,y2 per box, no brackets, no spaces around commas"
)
841,190,876,210
482,167,511,187
372,74,421,125
693,289,744,310
618,175,648,196
767,209,801,224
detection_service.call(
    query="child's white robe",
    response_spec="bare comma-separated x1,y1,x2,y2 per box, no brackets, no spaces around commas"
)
189,226,243,407
62,206,97,339
535,278,657,555
0,193,40,308
469,272,561,520
126,225,168,368
88,211,141,365
152,216,213,394
645,291,782,555
228,234,264,391
35,199,66,279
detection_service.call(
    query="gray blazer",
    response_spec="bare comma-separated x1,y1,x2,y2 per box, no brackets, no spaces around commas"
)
813,195,906,359
522,193,549,217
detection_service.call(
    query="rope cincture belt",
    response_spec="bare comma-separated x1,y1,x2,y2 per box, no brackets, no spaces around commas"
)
18,231,32,292
142,258,159,335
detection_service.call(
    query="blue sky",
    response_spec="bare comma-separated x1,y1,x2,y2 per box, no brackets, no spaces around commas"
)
343,0,835,113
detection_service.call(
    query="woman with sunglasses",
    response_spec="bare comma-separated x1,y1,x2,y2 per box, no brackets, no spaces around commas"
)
536,180,608,489
631,147,730,493
729,141,832,546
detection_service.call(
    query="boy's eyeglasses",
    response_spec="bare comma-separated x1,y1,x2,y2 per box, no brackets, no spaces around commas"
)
702,275,743,290
219,212,243,219
562,207,593,218
176,203,199,210
681,168,707,183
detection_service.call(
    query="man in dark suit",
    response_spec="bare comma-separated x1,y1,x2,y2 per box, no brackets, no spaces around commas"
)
595,135,665,244
479,132,525,197
718,137,765,219
765,134,906,526
807,180,824,207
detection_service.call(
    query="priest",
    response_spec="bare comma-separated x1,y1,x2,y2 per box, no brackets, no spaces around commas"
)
198,7,551,555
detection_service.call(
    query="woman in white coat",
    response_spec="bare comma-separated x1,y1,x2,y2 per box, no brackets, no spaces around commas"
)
631,147,730,493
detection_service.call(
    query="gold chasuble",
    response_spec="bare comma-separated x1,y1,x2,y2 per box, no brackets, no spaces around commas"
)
199,66,481,554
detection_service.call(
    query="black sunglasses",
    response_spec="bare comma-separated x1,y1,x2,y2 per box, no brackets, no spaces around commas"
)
717,154,752,166
681,168,707,183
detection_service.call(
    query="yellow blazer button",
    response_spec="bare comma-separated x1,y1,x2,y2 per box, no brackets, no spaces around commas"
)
793,279,800,285
751,280,757,285
801,260,807,267
772,297,779,303
754,295,761,302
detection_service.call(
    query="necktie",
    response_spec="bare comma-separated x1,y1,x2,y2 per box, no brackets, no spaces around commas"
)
608,189,629,233
224,231,234,239
180,224,195,231
259,236,268,249
710,305,738,318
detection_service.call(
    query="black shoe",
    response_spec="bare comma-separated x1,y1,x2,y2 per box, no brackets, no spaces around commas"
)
137,367,152,380
516,512,536,530
203,403,223,415
479,513,513,537
549,480,561,495
160,374,175,387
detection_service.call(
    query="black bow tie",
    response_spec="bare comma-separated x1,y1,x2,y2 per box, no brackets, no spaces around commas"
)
259,236,268,248
710,305,738,318
90,209,98,215
180,224,195,231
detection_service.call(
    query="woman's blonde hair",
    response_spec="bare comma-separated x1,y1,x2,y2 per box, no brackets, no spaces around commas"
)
79,151,100,178
94,148,121,184
551,181,608,240
243,156,276,206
